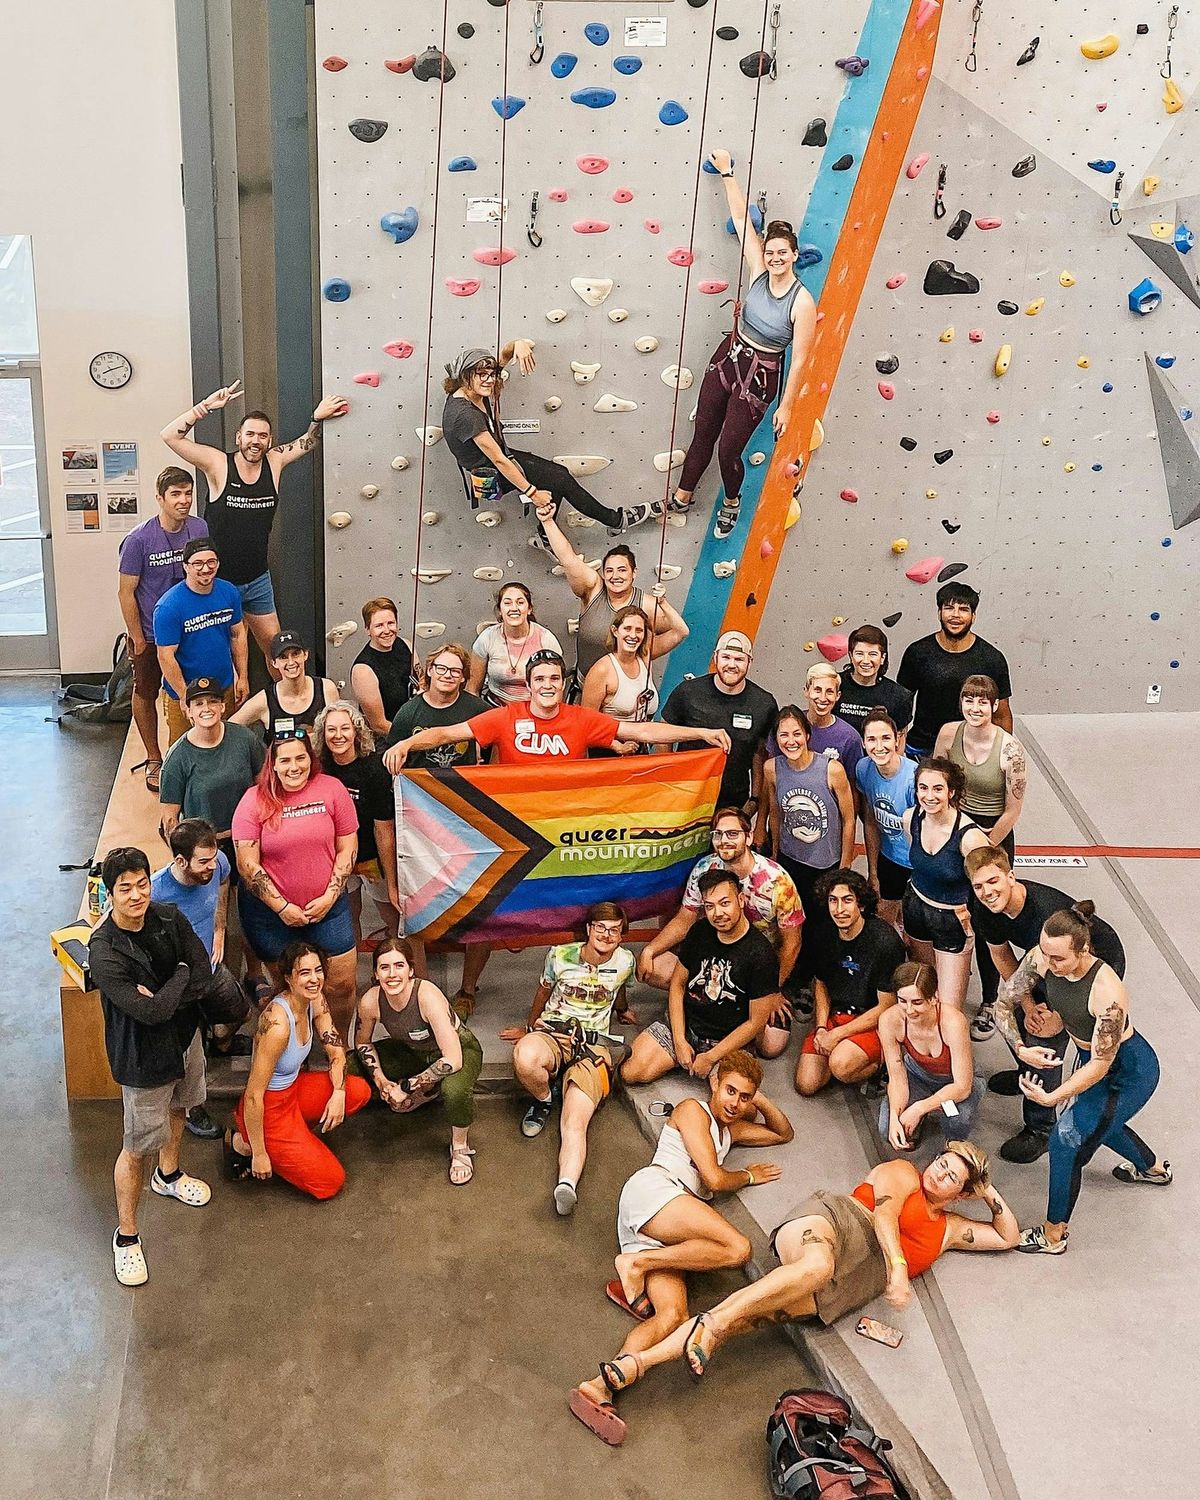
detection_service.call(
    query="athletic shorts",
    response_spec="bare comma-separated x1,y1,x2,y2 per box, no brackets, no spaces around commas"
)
644,1018,711,1063
131,639,163,699
534,1024,613,1109
877,852,911,902
902,885,970,954
238,888,356,962
348,858,391,908
617,1165,689,1255
800,1012,883,1065
237,570,277,616
121,1031,206,1154
770,1190,888,1325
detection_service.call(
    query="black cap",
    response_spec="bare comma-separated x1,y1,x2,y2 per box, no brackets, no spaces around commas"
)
269,629,305,658
524,648,566,682
182,536,219,563
184,677,225,705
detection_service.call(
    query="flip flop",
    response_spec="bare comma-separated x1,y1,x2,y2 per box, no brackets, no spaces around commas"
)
568,1387,627,1446
144,761,162,793
605,1278,654,1322
684,1314,713,1382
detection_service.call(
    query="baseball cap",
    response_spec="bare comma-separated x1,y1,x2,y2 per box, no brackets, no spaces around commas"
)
524,648,566,681
269,629,305,658
184,677,225,705
715,630,754,657
182,536,219,563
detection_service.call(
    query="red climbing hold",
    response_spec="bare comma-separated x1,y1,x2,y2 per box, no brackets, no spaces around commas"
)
322,56,348,72
383,340,414,359
473,246,518,265
698,279,730,294
644,219,661,234
878,382,896,401
612,187,634,203
445,277,482,297
975,217,1003,230
817,633,850,663
906,153,931,179
548,188,569,203
986,410,1001,424
840,488,859,503
668,247,695,267
354,371,381,387
905,556,943,584
384,55,416,73
969,328,984,342
886,273,907,289
576,155,609,174
574,220,610,234
760,537,775,559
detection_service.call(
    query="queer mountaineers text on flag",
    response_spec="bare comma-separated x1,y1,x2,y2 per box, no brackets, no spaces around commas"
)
394,749,725,947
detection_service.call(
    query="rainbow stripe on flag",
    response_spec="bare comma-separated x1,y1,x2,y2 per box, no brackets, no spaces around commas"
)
396,748,724,946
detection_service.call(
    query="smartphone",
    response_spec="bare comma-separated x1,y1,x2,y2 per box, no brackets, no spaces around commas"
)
941,1098,960,1117
856,1317,903,1348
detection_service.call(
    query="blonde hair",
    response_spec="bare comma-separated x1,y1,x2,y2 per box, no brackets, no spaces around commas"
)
313,699,375,761
946,1139,990,1194
805,661,839,685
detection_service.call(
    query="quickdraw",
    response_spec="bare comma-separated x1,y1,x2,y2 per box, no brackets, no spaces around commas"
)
527,191,543,248
1161,5,1179,79
529,0,545,65
768,3,781,81
966,0,983,71
1109,171,1125,227
933,163,948,219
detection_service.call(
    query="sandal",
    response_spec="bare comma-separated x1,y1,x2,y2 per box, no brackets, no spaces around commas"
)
605,1278,654,1322
599,1352,642,1396
449,1144,475,1186
684,1313,715,1382
568,1384,628,1446
144,761,162,794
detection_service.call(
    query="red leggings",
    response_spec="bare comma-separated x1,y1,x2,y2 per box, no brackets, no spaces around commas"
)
236,1073,371,1200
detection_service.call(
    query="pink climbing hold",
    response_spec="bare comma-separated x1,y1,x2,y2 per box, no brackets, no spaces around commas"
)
968,328,984,342
906,152,931,179
840,488,859,503
548,188,569,203
667,247,695,267
574,219,610,234
384,55,416,73
644,218,661,234
383,340,414,359
817,633,850,663
472,246,518,265
905,556,943,584
1096,102,1108,112
785,461,801,477
915,0,940,29
986,410,1001,424
878,381,896,401
322,56,348,72
612,187,634,204
698,279,730,294
576,155,609,174
916,65,929,80
445,277,482,297
886,273,907,289
760,537,775,560
354,371,380,387
975,216,1003,230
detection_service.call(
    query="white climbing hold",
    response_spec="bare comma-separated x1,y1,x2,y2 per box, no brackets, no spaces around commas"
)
360,484,380,499
551,454,612,476
546,308,568,323
411,567,453,583
422,510,441,525
571,361,601,384
570,276,614,307
653,449,686,472
391,455,410,471
476,510,502,527
712,560,737,578
656,564,682,581
666,513,687,529
607,308,629,323
416,426,443,446
473,566,504,581
564,509,598,527
566,617,580,636
748,452,767,466
415,622,445,639
328,511,353,529
594,393,638,413
326,620,358,648
544,395,563,411
661,364,694,390
635,335,660,353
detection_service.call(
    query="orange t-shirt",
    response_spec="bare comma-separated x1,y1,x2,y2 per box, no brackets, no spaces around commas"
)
469,701,619,763
852,1181,947,1277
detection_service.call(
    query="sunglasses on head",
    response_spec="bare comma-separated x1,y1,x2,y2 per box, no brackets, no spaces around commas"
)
274,728,309,744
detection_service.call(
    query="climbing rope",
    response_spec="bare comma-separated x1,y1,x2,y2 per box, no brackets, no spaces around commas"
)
966,0,983,72
492,2,514,372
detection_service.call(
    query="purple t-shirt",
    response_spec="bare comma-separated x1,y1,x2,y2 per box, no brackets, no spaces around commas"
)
766,715,864,784
119,515,209,640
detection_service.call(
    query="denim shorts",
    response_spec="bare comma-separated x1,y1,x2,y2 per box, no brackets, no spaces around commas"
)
238,889,355,962
237,570,277,617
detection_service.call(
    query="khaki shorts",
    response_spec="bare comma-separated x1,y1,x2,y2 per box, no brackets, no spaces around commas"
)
771,1189,888,1325
121,1031,207,1155
535,1025,613,1109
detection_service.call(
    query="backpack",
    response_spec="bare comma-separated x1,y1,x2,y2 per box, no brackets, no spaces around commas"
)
767,1389,910,1500
52,635,133,725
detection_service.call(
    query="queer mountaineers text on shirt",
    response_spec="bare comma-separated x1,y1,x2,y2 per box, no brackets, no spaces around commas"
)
152,579,243,696
230,773,358,907
468,701,618,762
119,515,209,640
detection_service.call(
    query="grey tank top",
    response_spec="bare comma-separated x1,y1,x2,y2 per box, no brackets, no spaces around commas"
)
775,753,841,869
1042,958,1106,1045
738,272,804,353
377,980,459,1053
575,585,645,679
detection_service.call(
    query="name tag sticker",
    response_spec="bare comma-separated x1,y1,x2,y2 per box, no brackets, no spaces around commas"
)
732,714,754,730
515,719,535,733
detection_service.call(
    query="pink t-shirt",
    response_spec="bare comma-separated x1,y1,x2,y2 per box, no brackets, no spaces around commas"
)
231,772,359,906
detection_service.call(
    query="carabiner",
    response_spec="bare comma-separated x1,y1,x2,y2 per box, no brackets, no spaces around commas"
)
768,5,781,81
1109,171,1124,227
527,191,543,248
529,1,545,66
966,0,983,71
933,163,948,219
1161,5,1178,79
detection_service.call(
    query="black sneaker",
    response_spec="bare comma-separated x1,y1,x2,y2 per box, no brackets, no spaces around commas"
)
521,1097,553,1138
185,1105,222,1140
999,1127,1049,1164
987,1068,1022,1096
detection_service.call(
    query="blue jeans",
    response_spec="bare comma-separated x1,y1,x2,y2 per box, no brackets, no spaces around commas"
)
237,570,277,616
1047,1032,1159,1223
878,1052,983,1145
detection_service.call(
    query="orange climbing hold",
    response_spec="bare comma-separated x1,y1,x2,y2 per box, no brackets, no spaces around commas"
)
384,55,416,73
322,56,348,71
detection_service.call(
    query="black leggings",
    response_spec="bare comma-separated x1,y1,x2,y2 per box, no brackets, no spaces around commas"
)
678,334,782,499
508,449,622,529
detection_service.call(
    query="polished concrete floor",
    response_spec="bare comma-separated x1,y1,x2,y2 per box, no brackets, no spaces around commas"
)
3,677,808,1500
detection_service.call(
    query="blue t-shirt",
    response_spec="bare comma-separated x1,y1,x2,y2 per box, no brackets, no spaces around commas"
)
118,515,209,640
150,849,230,958
152,579,243,696
855,756,917,868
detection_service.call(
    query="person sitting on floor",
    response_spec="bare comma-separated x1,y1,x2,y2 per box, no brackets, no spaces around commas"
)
569,1051,792,1445
878,961,982,1151
503,902,637,1217
349,938,484,1187
570,1142,1018,1445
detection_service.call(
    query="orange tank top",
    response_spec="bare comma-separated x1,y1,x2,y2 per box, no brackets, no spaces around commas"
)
851,1182,947,1276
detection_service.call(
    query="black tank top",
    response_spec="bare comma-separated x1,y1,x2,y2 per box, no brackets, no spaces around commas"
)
205,451,279,584
353,640,413,721
264,676,322,744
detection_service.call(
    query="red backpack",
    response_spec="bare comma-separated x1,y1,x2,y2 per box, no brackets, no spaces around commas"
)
767,1389,910,1500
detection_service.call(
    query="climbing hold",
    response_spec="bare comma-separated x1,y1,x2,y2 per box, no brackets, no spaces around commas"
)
585,22,610,46
326,620,358,647
941,520,960,534
875,354,899,374
644,219,662,234
570,276,613,307
322,56,348,72
937,563,969,583
878,382,896,401
1076,355,1090,369
614,55,642,75
571,362,601,385
607,308,629,323
1150,221,1174,240
804,642,815,653
1041,436,1052,446
1102,382,1114,393
654,450,686,472
1025,298,1044,316
412,48,455,83
915,0,940,30
1143,176,1160,196
698,280,730,295
421,512,439,527
934,449,954,465
458,21,475,38
545,308,567,323
445,278,482,297
1175,223,1195,254
667,247,695,267
899,436,918,451
905,556,943,584
656,565,683,584
784,498,802,530
328,511,352,529
380,208,419,244
1059,271,1076,288
348,119,388,143
832,154,855,172
416,426,443,447
322,278,351,302
612,188,635,204
726,206,765,237
448,156,477,173
1017,36,1040,65
906,153,931,179
414,568,453,584
1128,277,1163,315
946,210,971,240
573,220,611,234
994,345,1011,377
391,455,410,471
473,246,517,266
784,462,801,478
1063,463,1076,473
476,511,502,527
1080,34,1119,60
717,26,740,41
384,55,417,74
968,328,984,342
1091,463,1103,472
836,55,869,76
704,156,735,175
473,567,504,582
817,634,850,663
886,274,908,290
997,300,1019,316
360,485,379,500
661,365,694,389
809,419,825,452
1088,159,1117,175
803,119,828,147
840,488,859,503
882,612,903,628
635,335,660,353
551,53,578,78
891,539,909,555
571,87,618,109
986,410,1001,424
353,371,380,388
975,217,1003,231
1012,155,1036,178
548,188,569,203
939,326,955,343
544,396,562,412
577,154,609,174
1156,354,1176,368
594,393,638,413
748,452,767,467
796,245,823,270
659,101,689,126
712,561,737,580
924,260,981,295
740,51,773,78
492,95,526,119
415,623,445,640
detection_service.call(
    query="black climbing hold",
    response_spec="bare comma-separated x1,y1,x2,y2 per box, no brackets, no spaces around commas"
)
934,449,954,465
687,0,711,7
945,209,971,240
923,259,981,295
746,592,758,607
1017,36,1039,65
937,563,969,583
832,154,854,172
740,50,772,77
1012,154,1036,178
1137,22,1149,35
876,354,900,375
900,436,918,451
941,520,961,534
882,612,903,628
803,118,828,147
412,47,455,83
717,26,740,41
457,22,474,39
348,118,388,143
997,299,1019,315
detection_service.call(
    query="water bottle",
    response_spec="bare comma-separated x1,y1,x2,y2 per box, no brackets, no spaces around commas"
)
86,862,108,923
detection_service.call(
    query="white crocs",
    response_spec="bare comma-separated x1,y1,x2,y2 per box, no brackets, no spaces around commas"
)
113,1230,148,1287
151,1169,212,1207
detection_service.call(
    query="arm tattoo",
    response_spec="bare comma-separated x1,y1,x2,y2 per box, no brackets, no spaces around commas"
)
872,1193,893,1209
749,1310,801,1330
1006,742,1028,801
407,1057,455,1090
255,1008,278,1039
325,871,345,898
960,1227,976,1245
995,948,1038,1049
1093,1002,1124,1063
318,1024,346,1052
249,868,285,907
357,1041,381,1076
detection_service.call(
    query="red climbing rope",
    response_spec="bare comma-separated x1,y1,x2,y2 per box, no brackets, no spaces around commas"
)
492,4,513,382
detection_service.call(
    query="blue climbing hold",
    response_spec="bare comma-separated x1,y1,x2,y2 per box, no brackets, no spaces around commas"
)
796,244,824,269
1171,660,1180,668
585,22,610,46
492,95,526,119
659,100,689,126
571,87,618,108
705,156,735,175
725,204,763,236
380,207,419,244
1162,537,1173,546
1087,159,1117,174
613,55,642,75
322,277,351,302
1156,353,1176,368
550,52,578,78
1175,222,1195,253
1091,463,1103,471
448,155,477,172
1151,612,1160,620
1102,382,1114,393
1181,407,1194,421
1128,276,1163,315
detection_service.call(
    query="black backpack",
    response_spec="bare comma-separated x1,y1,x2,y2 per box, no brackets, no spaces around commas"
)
767,1389,910,1500
51,635,133,725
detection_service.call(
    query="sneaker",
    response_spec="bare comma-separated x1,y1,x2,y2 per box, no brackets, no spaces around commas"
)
184,1104,222,1139
554,1180,578,1216
969,1005,996,1041
791,987,815,1020
713,501,741,540
1017,1225,1069,1255
112,1230,149,1287
150,1168,212,1207
521,1097,553,1138
987,1068,1022,1096
609,500,665,536
999,1127,1050,1164
1112,1160,1173,1186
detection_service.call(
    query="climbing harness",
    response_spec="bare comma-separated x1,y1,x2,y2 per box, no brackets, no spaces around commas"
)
966,0,983,71
1161,5,1179,78
1109,171,1125,227
529,1,545,66
527,191,543,248
933,163,948,219
767,4,781,81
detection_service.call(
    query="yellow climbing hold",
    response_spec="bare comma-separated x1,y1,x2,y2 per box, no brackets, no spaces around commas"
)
1151,221,1173,240
939,326,955,343
1042,436,1052,447
809,418,825,452
1059,271,1076,288
804,641,816,652
995,344,1012,377
1143,176,1160,197
926,489,938,500
1077,355,1090,369
1080,34,1119,60
784,496,802,530
1164,79,1185,114
831,616,846,626
891,538,909,555
1025,299,1044,316
1064,462,1076,473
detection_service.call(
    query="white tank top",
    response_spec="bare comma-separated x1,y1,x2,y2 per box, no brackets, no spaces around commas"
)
650,1100,731,1200
602,653,658,722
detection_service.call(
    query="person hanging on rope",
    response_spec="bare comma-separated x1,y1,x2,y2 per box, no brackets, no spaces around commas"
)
669,149,817,541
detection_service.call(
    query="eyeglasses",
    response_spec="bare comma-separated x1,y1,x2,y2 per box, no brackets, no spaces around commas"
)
186,559,218,571
712,829,745,842
473,367,500,380
430,663,465,678
589,923,624,938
